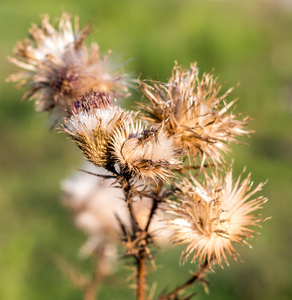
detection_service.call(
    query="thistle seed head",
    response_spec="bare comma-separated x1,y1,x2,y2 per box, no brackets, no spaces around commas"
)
139,62,251,165
166,166,268,267
110,121,183,183
7,12,130,124
62,91,133,168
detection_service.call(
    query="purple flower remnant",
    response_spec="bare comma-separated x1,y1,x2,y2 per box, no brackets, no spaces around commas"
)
73,92,113,114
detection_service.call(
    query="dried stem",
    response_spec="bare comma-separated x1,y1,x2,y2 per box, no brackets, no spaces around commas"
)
138,180,165,299
145,199,159,232
122,178,147,300
55,252,105,300
83,250,108,300
77,168,117,179
137,249,147,300
84,269,100,300
145,180,164,232
157,260,210,300
181,163,217,170
124,180,141,232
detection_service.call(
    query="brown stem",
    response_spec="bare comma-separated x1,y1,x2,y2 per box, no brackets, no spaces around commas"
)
138,180,166,299
137,249,146,300
128,197,141,232
84,284,99,300
83,247,113,300
145,180,164,232
181,163,217,171
157,260,209,300
77,168,117,179
83,258,101,300
55,254,103,300
145,199,158,232
124,180,141,232
122,179,147,300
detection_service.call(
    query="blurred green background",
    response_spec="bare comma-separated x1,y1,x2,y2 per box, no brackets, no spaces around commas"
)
1,0,292,299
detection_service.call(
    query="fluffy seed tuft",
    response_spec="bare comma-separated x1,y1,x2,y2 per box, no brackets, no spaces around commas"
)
139,62,251,166
166,166,268,267
110,121,183,183
7,12,130,124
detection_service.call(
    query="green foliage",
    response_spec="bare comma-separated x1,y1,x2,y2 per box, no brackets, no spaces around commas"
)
1,0,292,299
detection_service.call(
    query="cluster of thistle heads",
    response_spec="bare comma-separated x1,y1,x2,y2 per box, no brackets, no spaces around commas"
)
7,12,268,269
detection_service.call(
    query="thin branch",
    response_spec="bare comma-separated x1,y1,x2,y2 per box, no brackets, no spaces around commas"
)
55,255,88,290
77,168,117,179
157,260,209,300
124,182,141,232
55,251,107,300
83,249,109,300
180,163,217,170
145,199,159,232
84,261,101,300
144,180,164,232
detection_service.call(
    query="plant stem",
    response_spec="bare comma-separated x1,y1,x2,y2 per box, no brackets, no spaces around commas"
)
145,180,164,232
124,179,140,232
84,258,101,300
123,179,147,300
157,260,209,300
137,249,146,300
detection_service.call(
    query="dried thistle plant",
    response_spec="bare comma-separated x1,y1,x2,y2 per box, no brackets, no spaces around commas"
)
60,73,267,299
6,12,130,124
139,62,251,166
8,11,269,300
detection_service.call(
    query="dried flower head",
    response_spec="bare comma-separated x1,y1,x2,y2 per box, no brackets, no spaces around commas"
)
110,121,183,183
166,166,268,267
139,62,250,165
62,165,125,255
62,91,133,168
6,12,129,123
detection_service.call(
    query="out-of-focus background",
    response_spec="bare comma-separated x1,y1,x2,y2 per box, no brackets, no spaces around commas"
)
1,0,292,299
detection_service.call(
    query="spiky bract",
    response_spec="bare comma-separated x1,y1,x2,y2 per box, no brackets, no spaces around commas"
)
139,62,250,165
110,121,183,183
7,12,129,123
62,91,133,168
167,166,268,266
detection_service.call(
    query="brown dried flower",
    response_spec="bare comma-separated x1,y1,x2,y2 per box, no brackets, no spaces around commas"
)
62,91,133,168
110,121,183,183
166,166,268,267
6,12,129,123
139,62,251,165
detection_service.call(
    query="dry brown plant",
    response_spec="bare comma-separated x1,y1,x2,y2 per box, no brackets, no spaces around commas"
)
7,12,269,300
